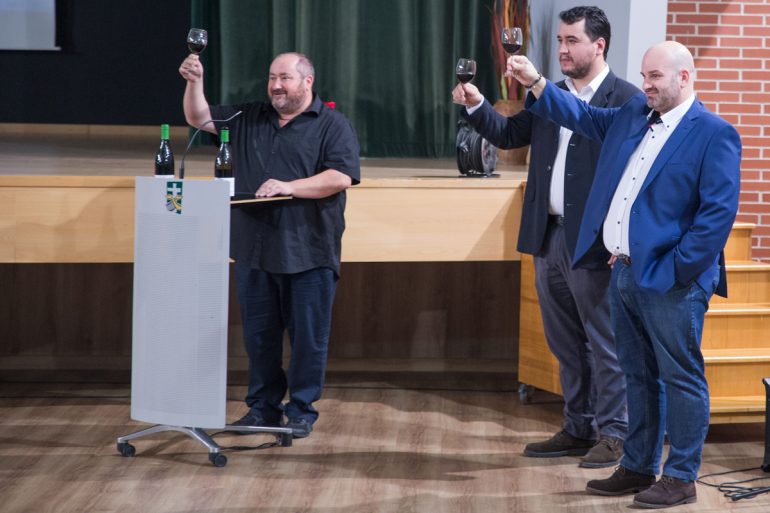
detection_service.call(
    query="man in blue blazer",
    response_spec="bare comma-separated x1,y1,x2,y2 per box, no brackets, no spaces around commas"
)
507,41,741,509
453,6,638,468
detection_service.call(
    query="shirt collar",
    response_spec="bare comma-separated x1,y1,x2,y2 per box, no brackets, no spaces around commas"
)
565,64,610,97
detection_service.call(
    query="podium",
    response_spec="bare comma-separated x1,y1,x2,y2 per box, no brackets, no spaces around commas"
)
116,177,292,467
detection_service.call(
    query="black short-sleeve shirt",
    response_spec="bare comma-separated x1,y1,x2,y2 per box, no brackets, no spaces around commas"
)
210,95,360,276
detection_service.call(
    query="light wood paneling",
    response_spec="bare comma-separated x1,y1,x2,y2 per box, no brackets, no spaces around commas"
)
710,262,770,304
343,187,521,262
517,254,561,395
517,226,770,422
703,304,770,349
703,346,770,401
724,223,754,261
0,171,524,264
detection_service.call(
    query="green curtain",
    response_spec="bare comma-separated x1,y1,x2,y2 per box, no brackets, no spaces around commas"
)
192,0,497,158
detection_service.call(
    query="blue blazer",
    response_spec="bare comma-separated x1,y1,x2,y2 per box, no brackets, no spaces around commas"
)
529,81,741,297
463,71,639,267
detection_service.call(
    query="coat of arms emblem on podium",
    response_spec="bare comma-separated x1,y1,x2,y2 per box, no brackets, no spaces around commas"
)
166,181,183,214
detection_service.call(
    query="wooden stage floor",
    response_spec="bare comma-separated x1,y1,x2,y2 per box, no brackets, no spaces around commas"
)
1,376,767,513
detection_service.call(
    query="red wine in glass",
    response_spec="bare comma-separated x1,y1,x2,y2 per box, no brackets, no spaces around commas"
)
502,27,523,55
457,72,475,84
187,28,208,55
456,58,477,84
502,42,521,54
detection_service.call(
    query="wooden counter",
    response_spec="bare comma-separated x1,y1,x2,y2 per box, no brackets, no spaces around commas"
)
0,163,526,264
0,127,526,379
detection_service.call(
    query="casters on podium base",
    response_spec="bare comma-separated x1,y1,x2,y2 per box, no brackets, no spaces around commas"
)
209,452,228,467
117,442,136,457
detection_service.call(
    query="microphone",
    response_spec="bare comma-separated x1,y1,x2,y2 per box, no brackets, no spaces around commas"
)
178,110,242,179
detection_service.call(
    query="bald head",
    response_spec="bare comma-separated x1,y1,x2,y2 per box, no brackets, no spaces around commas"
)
646,41,695,75
641,41,695,113
272,52,315,79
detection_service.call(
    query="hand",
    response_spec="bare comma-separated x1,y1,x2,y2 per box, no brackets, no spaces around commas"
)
179,54,203,82
452,82,483,107
256,179,294,198
506,55,539,85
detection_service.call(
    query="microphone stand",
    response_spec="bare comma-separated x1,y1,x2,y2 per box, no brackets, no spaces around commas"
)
178,110,242,179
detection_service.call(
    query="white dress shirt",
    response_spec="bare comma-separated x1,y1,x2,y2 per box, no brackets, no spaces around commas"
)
548,65,610,215
603,94,696,256
466,66,611,216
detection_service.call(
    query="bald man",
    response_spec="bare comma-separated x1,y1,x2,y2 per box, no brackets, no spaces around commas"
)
506,42,741,509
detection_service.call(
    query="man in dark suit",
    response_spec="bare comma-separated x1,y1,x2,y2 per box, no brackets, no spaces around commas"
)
452,6,638,468
508,41,741,508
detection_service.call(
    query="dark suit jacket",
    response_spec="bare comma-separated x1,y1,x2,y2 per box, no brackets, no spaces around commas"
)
529,82,741,297
463,70,639,268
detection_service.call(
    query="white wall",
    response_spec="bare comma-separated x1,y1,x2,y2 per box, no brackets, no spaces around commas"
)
527,0,668,88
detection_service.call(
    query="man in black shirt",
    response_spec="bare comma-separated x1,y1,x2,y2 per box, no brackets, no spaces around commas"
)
179,52,360,438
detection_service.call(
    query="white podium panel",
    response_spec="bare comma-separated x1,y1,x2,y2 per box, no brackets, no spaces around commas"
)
131,177,230,429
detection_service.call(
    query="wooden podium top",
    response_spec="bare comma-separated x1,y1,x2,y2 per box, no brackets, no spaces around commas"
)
0,126,526,263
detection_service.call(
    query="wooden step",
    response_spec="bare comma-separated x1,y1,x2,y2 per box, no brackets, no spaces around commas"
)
709,395,766,424
703,303,770,349
711,260,770,304
724,222,755,261
704,347,770,397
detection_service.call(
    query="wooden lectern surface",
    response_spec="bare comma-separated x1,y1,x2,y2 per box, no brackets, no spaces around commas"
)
0,129,527,263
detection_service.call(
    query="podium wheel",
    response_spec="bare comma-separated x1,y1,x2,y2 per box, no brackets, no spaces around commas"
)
117,442,136,457
209,453,227,467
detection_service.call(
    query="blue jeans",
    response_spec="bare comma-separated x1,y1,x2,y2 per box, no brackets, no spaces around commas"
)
234,262,337,424
611,261,712,481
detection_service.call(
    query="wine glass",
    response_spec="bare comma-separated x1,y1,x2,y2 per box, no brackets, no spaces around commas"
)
501,27,523,55
187,28,208,54
456,58,477,84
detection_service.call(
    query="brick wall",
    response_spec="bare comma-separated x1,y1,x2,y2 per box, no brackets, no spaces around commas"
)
667,0,770,259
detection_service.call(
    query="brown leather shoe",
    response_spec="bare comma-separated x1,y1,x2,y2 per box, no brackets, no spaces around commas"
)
586,466,656,496
633,475,697,508
523,429,595,457
580,436,623,468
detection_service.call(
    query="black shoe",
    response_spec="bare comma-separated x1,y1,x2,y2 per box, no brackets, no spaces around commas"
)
586,466,656,496
523,429,595,457
286,417,313,439
633,475,697,508
580,436,624,468
230,409,280,435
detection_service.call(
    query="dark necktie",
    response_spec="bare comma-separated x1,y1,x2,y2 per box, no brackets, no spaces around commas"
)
647,110,662,129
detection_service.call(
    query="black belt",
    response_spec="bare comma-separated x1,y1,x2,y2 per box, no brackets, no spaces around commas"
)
616,254,632,265
549,215,565,226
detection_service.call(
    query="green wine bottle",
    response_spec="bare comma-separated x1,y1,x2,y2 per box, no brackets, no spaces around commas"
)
214,127,234,196
154,124,174,177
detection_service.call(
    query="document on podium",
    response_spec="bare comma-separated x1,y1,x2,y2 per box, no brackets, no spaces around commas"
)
230,194,292,205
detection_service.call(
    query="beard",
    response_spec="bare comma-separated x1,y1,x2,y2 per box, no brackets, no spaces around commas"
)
270,86,308,115
560,57,592,80
645,76,680,112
